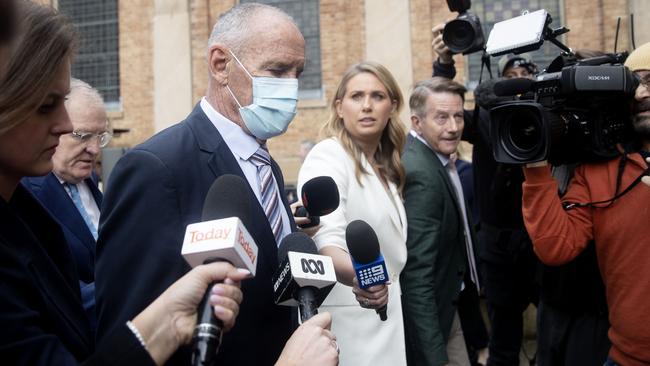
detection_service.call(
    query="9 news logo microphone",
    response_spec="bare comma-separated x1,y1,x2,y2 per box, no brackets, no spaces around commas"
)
181,175,258,366
272,232,336,322
346,220,389,321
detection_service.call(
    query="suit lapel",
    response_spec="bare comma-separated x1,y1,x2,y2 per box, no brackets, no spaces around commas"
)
360,156,405,236
414,139,463,223
86,175,103,207
271,158,296,231
42,174,97,248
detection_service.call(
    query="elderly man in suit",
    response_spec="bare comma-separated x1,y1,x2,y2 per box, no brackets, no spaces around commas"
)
22,78,110,332
95,3,308,366
401,77,480,366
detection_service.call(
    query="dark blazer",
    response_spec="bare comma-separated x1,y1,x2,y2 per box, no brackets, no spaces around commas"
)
400,138,477,366
22,173,102,329
0,184,153,365
95,104,297,366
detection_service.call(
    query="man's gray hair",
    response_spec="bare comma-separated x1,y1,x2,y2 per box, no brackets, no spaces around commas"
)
409,77,466,119
67,78,104,109
208,3,298,56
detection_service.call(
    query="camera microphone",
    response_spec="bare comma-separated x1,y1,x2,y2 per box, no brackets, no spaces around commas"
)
475,78,518,109
493,78,534,97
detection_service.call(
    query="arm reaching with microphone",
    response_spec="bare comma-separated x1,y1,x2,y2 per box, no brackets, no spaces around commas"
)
275,312,339,366
124,262,248,366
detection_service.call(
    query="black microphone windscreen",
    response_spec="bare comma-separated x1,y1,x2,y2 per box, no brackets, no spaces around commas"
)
278,232,318,262
202,174,252,229
346,220,380,264
301,176,340,216
493,78,534,97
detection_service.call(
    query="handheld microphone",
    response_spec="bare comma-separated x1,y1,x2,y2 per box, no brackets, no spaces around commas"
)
295,176,340,228
272,232,337,322
181,174,258,366
493,77,534,97
346,220,389,321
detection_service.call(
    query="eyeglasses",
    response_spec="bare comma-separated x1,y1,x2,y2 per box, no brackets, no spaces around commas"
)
638,73,650,90
70,130,113,148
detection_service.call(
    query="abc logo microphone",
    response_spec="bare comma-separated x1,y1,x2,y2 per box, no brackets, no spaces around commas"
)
272,232,336,322
181,174,258,366
295,176,340,228
346,220,389,321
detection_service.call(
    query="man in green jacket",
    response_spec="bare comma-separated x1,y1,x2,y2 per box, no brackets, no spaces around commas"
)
401,77,479,366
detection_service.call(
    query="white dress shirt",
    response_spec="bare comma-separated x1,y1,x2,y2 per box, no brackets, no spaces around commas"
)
56,174,101,230
200,98,291,244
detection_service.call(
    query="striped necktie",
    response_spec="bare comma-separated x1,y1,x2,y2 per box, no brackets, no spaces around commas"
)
65,182,98,240
447,158,480,291
249,146,284,245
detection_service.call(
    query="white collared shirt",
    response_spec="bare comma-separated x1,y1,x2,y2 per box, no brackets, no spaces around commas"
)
200,98,291,245
56,174,101,230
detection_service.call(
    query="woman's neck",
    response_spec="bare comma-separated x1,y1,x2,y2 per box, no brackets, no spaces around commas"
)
356,139,379,165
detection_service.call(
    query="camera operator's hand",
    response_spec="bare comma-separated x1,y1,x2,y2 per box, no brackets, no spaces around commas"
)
642,157,650,187
432,22,453,64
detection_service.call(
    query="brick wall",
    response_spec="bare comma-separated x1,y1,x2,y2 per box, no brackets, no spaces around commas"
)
110,0,640,179
110,0,154,148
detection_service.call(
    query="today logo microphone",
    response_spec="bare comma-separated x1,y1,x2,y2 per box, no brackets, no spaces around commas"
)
181,174,258,366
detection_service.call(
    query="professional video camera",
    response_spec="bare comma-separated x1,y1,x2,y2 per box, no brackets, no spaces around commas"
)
443,0,485,55
483,10,639,165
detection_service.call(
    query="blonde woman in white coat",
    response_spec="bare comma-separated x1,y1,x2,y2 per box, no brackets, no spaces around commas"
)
297,62,408,366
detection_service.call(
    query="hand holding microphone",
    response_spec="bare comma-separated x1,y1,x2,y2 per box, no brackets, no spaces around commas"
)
272,232,337,323
181,174,259,366
346,220,390,321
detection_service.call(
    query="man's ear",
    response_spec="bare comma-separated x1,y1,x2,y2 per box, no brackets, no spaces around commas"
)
411,115,422,134
208,44,230,85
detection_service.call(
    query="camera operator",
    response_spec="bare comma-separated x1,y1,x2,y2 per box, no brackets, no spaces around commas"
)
522,42,650,366
432,22,540,366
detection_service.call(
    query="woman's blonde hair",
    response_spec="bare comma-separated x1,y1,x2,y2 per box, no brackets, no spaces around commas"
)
321,62,407,191
0,1,77,135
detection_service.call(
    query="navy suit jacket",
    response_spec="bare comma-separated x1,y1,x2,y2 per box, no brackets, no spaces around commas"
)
96,105,297,366
22,173,102,330
0,185,153,365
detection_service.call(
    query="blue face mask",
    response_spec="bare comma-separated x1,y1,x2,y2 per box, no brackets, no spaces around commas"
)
226,51,299,140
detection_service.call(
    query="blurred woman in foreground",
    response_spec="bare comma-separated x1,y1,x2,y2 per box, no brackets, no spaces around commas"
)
0,2,247,365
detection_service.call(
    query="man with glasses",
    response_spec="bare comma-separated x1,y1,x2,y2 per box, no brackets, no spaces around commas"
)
23,78,111,334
